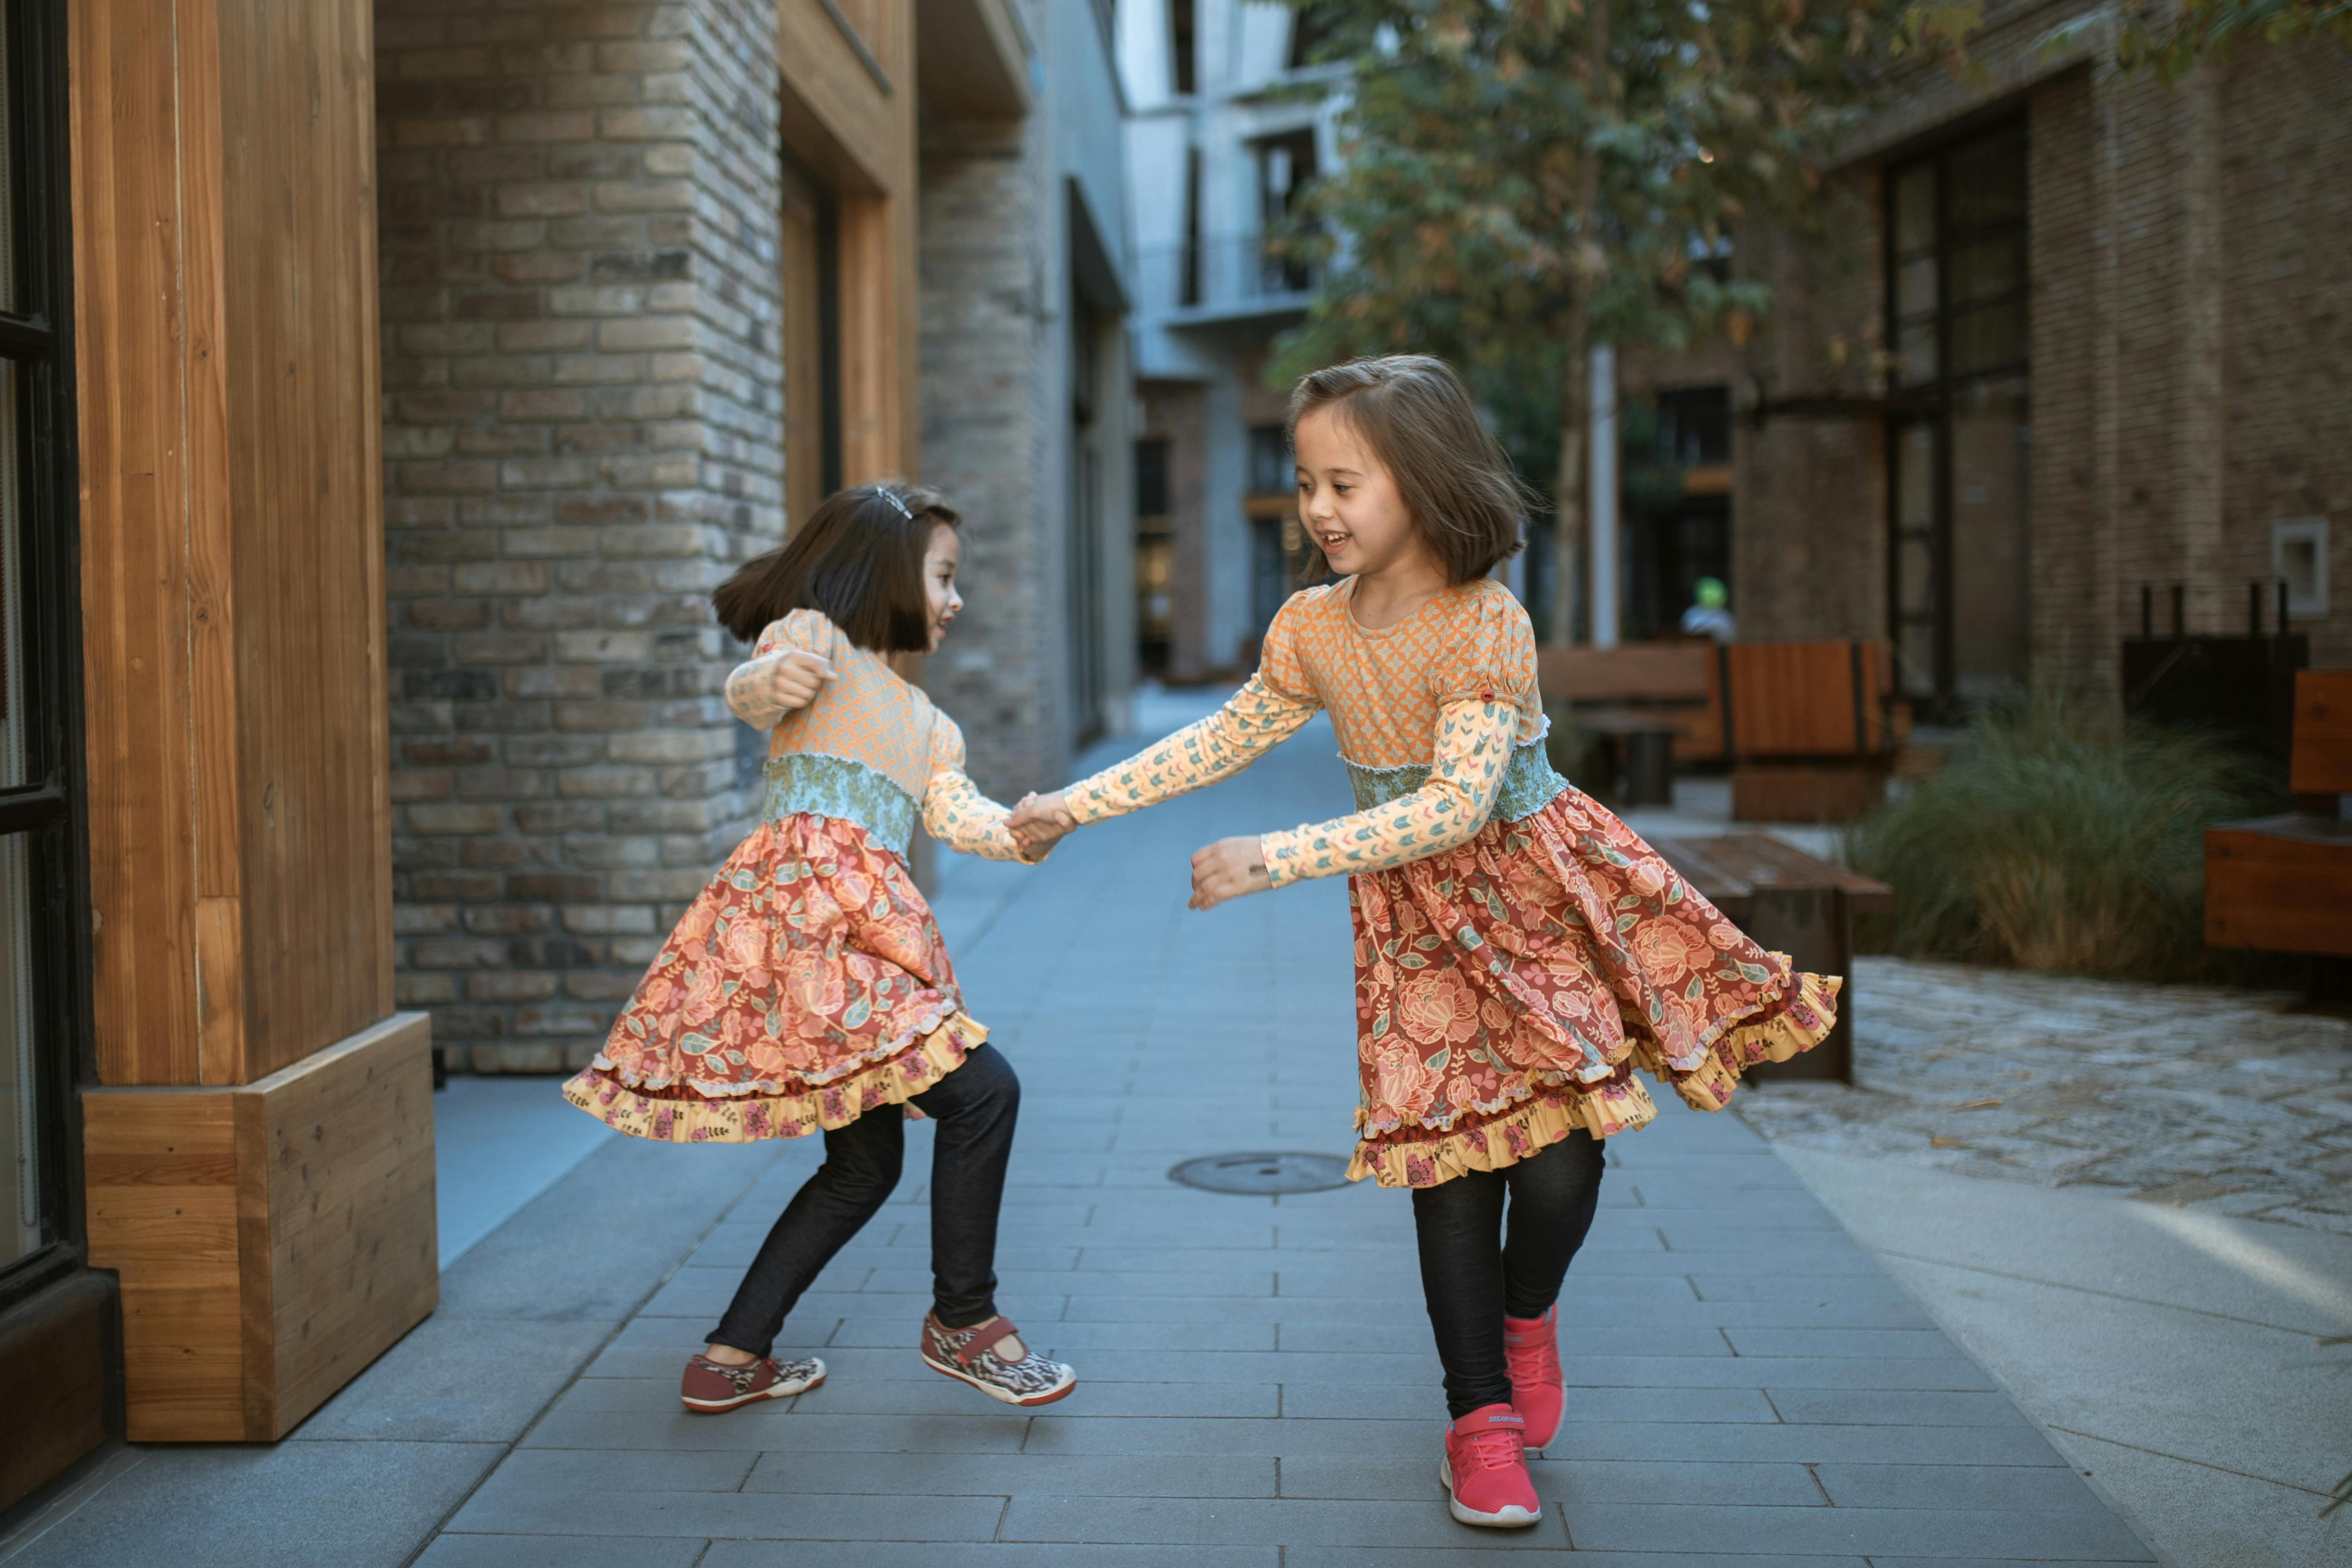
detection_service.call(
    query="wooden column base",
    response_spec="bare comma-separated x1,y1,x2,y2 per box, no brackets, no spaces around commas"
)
83,1013,438,1443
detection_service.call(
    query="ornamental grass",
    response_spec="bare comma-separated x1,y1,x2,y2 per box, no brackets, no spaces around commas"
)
1846,691,2276,982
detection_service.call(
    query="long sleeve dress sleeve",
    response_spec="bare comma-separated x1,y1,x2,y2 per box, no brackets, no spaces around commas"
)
725,610,840,730
1257,699,1519,887
1254,582,1541,889
1062,598,1323,825
921,712,1046,864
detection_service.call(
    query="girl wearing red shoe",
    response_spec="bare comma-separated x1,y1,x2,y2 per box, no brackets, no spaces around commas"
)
1013,357,1838,1527
564,483,1076,1415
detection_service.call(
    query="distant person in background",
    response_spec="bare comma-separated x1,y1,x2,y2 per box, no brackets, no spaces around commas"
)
1679,577,1735,642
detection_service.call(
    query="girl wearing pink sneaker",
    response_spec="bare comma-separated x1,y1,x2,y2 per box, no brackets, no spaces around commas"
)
565,483,1075,1415
1012,357,1837,1527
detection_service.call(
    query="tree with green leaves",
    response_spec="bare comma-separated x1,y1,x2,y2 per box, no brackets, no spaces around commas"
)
1269,0,1936,644
1268,0,2343,644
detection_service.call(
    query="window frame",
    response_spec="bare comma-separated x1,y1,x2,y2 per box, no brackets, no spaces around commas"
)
0,0,93,1315
1881,117,2028,715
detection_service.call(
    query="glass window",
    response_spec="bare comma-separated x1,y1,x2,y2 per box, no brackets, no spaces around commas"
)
1884,122,2029,713
1248,425,1291,496
0,0,78,1287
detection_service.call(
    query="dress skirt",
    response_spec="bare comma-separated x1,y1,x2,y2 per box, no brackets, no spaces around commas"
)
562,812,986,1143
1346,784,1839,1188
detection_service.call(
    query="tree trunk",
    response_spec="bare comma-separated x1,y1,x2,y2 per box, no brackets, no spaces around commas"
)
1551,0,1609,649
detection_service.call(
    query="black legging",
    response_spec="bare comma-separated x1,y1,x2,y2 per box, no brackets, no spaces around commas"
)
710,1042,1019,1357
1411,1129,1607,1418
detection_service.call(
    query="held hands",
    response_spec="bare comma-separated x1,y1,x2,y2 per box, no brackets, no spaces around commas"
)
1007,791,1078,858
760,650,835,712
1189,836,1272,910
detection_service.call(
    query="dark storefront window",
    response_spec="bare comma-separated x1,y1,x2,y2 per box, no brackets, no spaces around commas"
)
0,0,83,1299
1136,438,1173,674
1886,121,2030,712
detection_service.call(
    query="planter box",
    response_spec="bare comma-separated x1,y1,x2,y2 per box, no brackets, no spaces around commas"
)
83,1013,436,1442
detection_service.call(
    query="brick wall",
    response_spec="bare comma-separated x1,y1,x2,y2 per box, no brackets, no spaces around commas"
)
917,81,1069,799
374,0,783,1071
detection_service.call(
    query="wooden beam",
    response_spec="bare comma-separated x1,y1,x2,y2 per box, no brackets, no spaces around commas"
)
71,0,391,1087
84,1014,438,1442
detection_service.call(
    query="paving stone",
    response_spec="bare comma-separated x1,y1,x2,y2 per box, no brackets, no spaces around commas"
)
518,1410,1029,1453
290,1317,614,1444
742,1450,1273,1498
1286,1553,1863,1568
1762,1390,2034,1427
1810,1463,2124,1513
999,1494,1573,1549
1554,1502,2155,1559
1275,1323,1730,1357
1722,1328,1963,1358
701,1547,1274,1567
478,1448,756,1493
446,1488,1008,1542
1281,1455,1825,1506
1282,1384,1780,1423
10,1441,503,1568
417,1537,708,1568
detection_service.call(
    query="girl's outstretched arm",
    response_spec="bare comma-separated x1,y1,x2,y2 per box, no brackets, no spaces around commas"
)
1189,697,1520,908
1055,673,1321,826
922,713,1051,864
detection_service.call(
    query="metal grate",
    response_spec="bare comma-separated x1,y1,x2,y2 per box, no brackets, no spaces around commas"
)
1167,1151,1351,1195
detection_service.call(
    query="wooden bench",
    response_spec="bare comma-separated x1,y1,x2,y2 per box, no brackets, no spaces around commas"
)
1537,641,1725,762
1652,833,1895,1084
2205,670,2352,975
1722,639,1898,823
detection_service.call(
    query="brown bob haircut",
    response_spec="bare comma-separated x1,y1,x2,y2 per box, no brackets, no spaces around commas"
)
1287,355,1531,584
712,482,959,652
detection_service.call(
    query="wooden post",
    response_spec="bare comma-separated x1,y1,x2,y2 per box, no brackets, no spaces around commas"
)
70,0,428,1440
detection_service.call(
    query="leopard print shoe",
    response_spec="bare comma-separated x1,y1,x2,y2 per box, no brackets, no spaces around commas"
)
919,1311,1077,1407
679,1351,825,1413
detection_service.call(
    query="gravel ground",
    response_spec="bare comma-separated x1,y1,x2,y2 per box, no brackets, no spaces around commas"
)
1735,956,2352,1234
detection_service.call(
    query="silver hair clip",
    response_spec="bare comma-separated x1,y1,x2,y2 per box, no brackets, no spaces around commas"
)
873,486,914,521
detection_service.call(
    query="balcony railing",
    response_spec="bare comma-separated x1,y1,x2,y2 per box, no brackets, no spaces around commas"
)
1137,234,1322,321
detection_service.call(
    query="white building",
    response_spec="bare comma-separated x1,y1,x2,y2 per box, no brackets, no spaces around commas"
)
1116,0,1346,678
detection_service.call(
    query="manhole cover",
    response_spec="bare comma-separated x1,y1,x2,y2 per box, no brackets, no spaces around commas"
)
1168,1151,1352,1195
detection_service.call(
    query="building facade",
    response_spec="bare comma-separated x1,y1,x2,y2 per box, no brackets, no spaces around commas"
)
3,0,1129,1511
377,0,1133,1074
1619,8,2352,712
1117,0,1342,679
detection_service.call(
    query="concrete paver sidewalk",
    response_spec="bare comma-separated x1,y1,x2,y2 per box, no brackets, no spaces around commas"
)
412,716,2156,1565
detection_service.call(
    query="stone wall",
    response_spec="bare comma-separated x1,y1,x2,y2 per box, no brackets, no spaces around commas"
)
374,0,783,1071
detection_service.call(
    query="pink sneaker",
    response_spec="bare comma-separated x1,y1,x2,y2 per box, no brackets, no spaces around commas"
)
1503,1304,1564,1447
1439,1403,1542,1528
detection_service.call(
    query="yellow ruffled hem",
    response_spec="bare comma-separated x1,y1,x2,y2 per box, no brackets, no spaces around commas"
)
1346,1075,1661,1189
1638,970,1843,1112
560,1013,988,1144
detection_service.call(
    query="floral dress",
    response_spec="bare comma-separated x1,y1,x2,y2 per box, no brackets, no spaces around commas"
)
1062,578,1839,1189
562,609,1037,1143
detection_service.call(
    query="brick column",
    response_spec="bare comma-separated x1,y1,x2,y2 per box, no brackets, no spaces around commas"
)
374,0,783,1071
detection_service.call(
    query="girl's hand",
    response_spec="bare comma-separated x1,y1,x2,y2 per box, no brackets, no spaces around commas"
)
1189,836,1271,910
763,650,835,711
1008,791,1077,856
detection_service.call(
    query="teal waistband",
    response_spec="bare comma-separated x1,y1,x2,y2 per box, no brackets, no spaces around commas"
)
1342,736,1567,823
763,752,917,854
